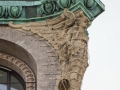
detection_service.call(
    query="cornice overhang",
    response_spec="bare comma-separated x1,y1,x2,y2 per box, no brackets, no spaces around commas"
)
0,0,104,24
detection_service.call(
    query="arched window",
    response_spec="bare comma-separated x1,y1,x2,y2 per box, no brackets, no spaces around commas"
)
0,66,25,90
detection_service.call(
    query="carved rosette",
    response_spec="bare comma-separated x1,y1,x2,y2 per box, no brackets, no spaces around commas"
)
0,52,36,90
9,9,90,90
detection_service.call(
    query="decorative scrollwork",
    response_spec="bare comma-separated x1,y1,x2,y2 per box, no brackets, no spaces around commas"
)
9,9,90,90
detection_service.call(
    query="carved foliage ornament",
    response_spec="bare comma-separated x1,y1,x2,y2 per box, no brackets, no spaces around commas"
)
0,52,36,90
9,9,90,90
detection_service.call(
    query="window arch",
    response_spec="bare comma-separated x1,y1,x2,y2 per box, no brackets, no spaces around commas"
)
0,66,25,90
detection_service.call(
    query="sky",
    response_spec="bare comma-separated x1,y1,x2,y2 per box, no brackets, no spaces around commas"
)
82,0,120,90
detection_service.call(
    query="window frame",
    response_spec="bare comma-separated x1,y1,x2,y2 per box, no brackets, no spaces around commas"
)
0,66,25,90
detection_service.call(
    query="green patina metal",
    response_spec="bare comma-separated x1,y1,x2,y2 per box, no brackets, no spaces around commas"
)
0,0,105,24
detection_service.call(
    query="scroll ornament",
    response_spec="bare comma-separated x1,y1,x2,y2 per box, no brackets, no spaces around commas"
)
9,9,90,90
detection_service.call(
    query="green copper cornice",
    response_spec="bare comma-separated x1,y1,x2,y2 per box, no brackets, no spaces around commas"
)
0,1,42,6
0,0,105,24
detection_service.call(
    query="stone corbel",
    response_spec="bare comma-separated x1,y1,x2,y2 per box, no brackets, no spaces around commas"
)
9,9,90,90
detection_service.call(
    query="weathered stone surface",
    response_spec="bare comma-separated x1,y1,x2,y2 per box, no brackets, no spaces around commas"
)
8,9,90,90
0,27,59,90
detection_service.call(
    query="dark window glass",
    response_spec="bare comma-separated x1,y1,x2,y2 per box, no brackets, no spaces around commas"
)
0,70,7,83
0,67,25,90
11,76,19,83
11,84,24,90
